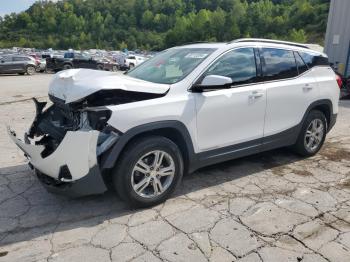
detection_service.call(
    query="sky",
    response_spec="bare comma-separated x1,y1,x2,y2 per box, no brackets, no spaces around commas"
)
0,0,40,17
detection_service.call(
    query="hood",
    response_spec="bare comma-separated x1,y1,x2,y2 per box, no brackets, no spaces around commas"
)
49,69,170,103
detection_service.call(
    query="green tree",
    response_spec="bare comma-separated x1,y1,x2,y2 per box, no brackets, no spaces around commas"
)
0,0,331,50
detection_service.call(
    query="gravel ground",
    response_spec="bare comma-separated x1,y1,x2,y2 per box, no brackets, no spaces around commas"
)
0,74,350,262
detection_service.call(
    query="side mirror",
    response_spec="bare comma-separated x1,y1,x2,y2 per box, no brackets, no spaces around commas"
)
192,75,232,92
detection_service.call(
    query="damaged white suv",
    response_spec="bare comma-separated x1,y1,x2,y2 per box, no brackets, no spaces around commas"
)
9,39,340,207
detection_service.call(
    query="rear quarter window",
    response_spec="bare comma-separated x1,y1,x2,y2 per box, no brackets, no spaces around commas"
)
299,52,329,68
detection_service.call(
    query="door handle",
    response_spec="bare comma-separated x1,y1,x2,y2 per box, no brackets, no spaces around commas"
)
303,84,313,90
249,90,264,99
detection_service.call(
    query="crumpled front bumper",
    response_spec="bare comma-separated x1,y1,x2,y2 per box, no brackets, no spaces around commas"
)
7,127,108,197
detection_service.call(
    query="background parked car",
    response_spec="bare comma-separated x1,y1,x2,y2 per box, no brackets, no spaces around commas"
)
46,52,114,72
37,57,47,72
0,55,37,75
98,57,119,71
125,55,147,69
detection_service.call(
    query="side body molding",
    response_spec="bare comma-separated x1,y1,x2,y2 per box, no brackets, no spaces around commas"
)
102,99,335,174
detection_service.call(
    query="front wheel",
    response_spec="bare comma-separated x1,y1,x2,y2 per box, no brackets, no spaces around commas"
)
113,136,184,207
293,110,327,157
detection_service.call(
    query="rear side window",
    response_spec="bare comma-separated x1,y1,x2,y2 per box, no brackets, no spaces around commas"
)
299,52,329,68
12,57,26,61
294,52,308,75
205,48,257,86
261,48,298,81
64,53,74,58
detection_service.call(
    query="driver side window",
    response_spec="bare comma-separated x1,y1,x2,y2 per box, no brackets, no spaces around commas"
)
205,48,257,86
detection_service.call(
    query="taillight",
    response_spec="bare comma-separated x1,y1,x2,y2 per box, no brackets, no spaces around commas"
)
336,74,343,88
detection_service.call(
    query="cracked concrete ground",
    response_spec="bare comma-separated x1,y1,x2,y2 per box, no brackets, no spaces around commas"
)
1,74,350,261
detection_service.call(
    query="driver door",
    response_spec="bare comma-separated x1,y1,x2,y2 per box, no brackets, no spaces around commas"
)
194,48,267,152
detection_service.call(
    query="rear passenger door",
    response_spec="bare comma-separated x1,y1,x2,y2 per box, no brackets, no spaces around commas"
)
11,56,27,72
261,48,318,138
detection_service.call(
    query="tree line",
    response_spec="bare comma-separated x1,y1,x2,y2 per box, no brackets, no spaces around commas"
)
0,0,330,50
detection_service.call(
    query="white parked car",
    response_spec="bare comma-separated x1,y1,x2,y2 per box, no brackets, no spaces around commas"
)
8,39,340,207
125,55,147,69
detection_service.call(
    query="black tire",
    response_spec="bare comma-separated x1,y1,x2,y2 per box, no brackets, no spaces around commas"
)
112,65,118,72
97,64,104,70
293,110,327,157
129,63,135,69
26,66,36,75
63,64,72,70
112,136,184,207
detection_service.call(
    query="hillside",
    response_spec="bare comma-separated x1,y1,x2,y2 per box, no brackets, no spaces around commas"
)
0,0,330,50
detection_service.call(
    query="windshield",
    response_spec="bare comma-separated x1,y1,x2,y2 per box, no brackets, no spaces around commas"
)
127,48,215,84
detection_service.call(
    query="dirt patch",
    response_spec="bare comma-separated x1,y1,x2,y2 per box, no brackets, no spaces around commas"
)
269,166,290,176
339,178,350,189
291,169,313,176
319,142,350,162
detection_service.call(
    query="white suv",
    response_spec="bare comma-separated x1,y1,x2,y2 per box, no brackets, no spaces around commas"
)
125,55,147,69
9,39,340,207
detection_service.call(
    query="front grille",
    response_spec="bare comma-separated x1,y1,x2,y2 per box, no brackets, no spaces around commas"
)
49,95,81,130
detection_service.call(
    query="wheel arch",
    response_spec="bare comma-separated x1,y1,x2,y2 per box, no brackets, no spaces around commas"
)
306,99,333,130
100,121,197,174
63,62,73,68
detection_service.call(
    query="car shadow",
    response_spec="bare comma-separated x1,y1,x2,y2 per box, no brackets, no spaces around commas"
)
0,147,303,247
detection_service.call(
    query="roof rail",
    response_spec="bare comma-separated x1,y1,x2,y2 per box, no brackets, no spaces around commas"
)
228,38,310,49
180,41,212,46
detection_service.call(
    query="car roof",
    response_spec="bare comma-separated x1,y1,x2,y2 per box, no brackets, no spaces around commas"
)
177,39,325,57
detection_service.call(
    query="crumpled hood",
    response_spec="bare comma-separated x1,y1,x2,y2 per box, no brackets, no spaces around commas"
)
49,69,170,103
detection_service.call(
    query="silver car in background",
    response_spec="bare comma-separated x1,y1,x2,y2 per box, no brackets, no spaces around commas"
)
0,55,38,75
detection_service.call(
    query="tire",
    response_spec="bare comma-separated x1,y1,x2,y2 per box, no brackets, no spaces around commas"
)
112,65,118,72
293,110,327,157
63,64,72,70
129,63,135,69
113,136,184,207
97,64,104,70
26,66,36,75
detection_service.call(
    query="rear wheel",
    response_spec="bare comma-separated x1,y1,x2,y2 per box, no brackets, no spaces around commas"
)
26,66,36,75
112,65,118,72
63,64,72,70
113,136,184,207
129,63,135,69
97,64,104,70
293,110,327,157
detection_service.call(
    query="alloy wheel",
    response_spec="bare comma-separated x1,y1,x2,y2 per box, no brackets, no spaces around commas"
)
131,150,175,198
304,119,324,153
